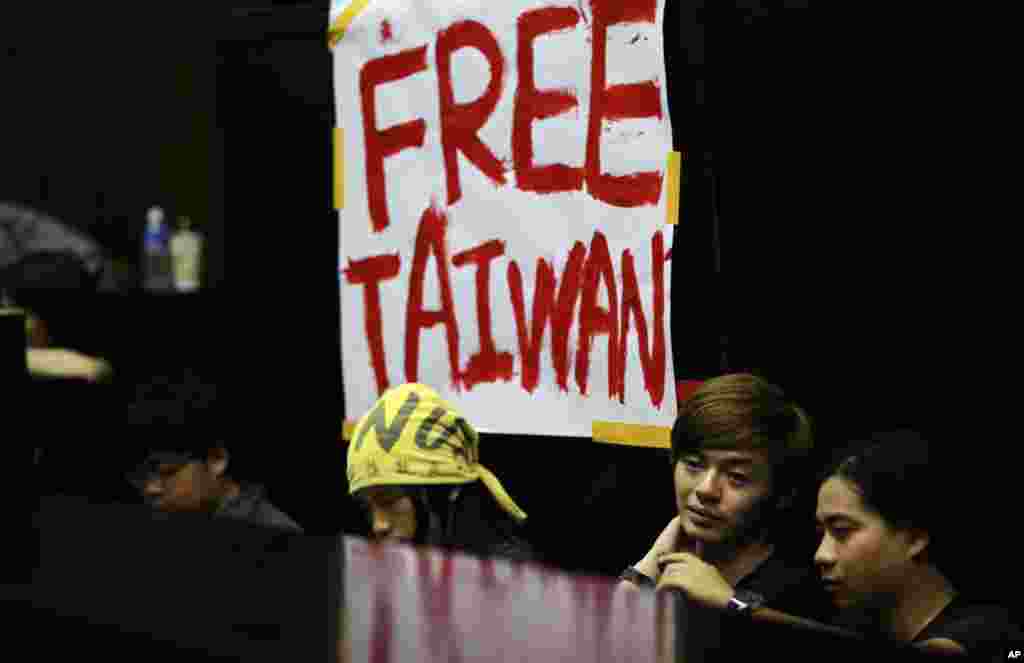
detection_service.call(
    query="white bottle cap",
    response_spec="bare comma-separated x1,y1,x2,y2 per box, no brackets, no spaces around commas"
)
146,206,165,227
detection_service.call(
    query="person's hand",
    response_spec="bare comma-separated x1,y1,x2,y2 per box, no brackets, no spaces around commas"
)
656,552,733,610
633,516,687,579
27,348,113,382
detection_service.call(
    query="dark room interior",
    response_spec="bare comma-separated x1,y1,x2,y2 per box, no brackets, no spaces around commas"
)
3,2,1014,660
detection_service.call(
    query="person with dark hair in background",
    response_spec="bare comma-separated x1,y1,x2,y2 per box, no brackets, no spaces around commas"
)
3,274,113,384
2,201,122,390
1,201,113,292
123,371,303,533
346,383,533,562
621,373,831,621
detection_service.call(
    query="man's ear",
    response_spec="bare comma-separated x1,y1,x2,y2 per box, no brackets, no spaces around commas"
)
205,446,230,478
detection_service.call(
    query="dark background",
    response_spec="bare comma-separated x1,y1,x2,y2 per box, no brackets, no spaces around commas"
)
6,0,1006,606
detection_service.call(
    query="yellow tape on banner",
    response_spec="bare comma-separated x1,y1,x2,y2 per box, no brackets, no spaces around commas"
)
665,150,682,226
328,0,373,47
592,421,671,449
343,417,667,448
334,127,345,210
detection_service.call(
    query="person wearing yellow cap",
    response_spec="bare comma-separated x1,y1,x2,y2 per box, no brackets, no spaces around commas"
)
346,383,533,561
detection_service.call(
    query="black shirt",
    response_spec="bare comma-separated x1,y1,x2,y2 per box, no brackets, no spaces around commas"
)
914,596,1022,662
673,550,834,662
736,549,834,622
216,483,304,534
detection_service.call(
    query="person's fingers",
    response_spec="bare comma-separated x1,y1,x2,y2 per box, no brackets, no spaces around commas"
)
656,570,687,593
92,359,114,383
657,551,696,566
27,348,113,382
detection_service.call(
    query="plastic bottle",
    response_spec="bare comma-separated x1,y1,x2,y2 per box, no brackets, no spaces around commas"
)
142,206,173,291
170,215,203,293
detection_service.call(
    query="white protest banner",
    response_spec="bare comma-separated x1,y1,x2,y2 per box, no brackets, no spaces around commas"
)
331,0,678,438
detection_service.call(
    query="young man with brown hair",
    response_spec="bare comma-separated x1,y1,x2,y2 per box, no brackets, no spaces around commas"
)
621,373,829,621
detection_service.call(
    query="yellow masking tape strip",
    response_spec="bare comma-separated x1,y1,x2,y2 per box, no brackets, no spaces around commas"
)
333,127,345,210
343,416,667,447
328,0,373,47
592,421,671,449
665,150,681,225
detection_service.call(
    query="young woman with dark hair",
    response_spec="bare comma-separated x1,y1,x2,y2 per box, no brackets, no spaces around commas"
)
811,431,1020,658
347,383,533,562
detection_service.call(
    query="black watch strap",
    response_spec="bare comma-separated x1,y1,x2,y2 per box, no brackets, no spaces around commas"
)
620,566,656,588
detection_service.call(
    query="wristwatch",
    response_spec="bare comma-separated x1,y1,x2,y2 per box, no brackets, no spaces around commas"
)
619,566,656,588
726,589,765,616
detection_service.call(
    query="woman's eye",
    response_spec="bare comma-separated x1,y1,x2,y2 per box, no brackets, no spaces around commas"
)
728,473,749,484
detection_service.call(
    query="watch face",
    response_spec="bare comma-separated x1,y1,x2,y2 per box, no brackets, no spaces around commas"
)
734,590,764,609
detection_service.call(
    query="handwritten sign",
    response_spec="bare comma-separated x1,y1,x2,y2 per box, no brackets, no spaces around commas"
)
332,0,677,436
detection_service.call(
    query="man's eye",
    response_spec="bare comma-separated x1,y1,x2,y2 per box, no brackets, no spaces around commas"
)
683,458,704,469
